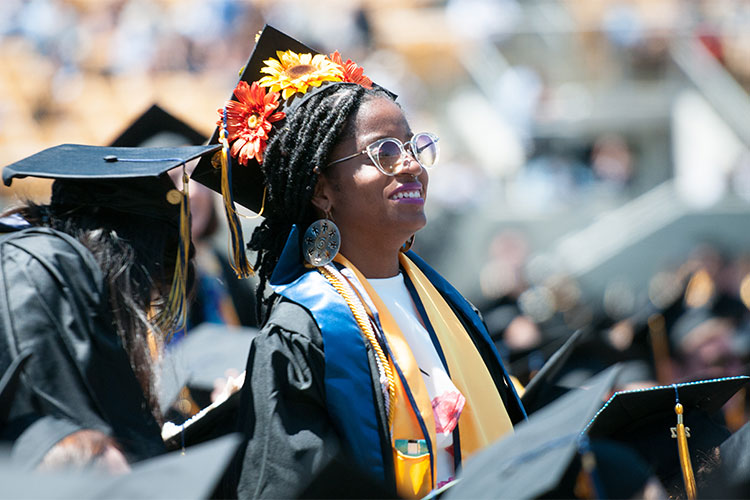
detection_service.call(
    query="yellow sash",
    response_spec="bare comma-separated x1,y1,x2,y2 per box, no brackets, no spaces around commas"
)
333,254,514,498
399,254,514,455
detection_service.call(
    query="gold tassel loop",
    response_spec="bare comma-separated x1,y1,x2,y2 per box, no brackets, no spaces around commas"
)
672,401,697,500
218,114,254,279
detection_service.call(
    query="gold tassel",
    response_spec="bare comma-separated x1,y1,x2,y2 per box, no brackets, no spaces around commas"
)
155,164,190,339
672,401,697,500
218,114,254,279
157,167,191,338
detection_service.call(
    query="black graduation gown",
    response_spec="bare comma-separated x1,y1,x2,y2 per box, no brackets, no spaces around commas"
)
233,292,526,499
0,227,165,467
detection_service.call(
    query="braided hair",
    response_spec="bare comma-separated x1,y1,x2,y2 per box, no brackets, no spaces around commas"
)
247,83,394,316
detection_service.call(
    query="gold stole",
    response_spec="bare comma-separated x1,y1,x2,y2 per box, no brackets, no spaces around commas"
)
333,254,514,498
399,254,514,455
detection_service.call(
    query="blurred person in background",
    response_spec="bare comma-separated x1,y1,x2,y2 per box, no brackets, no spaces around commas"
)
108,103,259,334
0,144,217,472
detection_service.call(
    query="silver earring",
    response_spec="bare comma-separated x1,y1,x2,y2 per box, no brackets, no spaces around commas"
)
303,214,340,267
400,234,415,253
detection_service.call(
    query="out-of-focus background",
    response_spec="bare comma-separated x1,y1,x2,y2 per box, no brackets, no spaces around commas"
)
3,0,750,393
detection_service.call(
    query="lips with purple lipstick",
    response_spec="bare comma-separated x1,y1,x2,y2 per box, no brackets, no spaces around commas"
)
389,182,424,204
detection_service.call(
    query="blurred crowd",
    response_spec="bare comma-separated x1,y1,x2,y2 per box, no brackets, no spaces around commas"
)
2,0,750,398
479,234,750,428
1,1,750,498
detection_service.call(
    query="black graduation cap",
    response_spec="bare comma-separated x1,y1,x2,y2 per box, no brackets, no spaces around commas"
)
3,143,221,334
108,104,208,148
3,143,220,223
0,433,242,499
520,328,587,414
699,421,750,498
191,25,340,213
190,25,390,278
3,144,218,183
189,25,325,278
584,375,749,498
444,365,653,500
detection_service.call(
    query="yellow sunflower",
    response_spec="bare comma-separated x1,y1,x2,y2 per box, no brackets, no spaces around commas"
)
258,50,344,100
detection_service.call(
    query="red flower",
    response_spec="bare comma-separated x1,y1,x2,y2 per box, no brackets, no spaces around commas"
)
219,81,285,165
329,51,372,89
431,391,465,435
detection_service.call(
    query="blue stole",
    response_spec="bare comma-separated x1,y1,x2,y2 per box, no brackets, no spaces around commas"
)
269,227,526,481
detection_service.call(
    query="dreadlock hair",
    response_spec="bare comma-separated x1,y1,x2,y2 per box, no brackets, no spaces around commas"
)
247,83,394,319
9,197,185,424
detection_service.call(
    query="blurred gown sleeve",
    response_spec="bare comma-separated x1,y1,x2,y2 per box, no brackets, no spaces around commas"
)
236,300,343,499
0,229,164,467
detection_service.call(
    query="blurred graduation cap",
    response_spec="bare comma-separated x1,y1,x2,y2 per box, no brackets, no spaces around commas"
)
159,323,257,420
699,421,750,498
444,364,655,500
0,433,241,499
191,25,391,278
517,327,652,415
520,328,587,414
2,143,220,334
584,375,749,499
109,104,207,148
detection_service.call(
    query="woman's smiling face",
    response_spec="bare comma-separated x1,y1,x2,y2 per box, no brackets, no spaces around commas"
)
316,96,429,253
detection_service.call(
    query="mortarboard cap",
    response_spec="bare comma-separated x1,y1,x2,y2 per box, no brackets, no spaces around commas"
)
699,421,750,498
3,143,220,334
444,365,651,500
109,104,208,148
190,25,391,278
520,328,587,415
0,433,242,499
191,25,321,214
3,144,220,224
159,326,255,452
3,144,218,184
584,375,749,498
159,323,257,413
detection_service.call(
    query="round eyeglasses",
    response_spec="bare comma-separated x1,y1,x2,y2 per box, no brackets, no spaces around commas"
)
326,132,439,176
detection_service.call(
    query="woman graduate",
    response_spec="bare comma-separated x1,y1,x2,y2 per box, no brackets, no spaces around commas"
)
192,26,526,499
0,144,218,471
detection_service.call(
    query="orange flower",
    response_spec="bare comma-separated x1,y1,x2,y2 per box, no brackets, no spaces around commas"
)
329,51,372,89
220,81,285,165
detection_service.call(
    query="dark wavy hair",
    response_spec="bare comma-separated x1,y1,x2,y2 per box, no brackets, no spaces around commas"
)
246,84,394,318
9,197,185,423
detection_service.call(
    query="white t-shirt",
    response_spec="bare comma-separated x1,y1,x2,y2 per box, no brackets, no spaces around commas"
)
370,273,465,487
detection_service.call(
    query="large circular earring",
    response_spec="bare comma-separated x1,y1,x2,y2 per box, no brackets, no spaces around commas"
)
400,234,415,253
303,212,341,267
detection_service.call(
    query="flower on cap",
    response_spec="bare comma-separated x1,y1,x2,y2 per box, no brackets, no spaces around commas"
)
258,50,344,100
221,81,285,165
329,51,372,88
